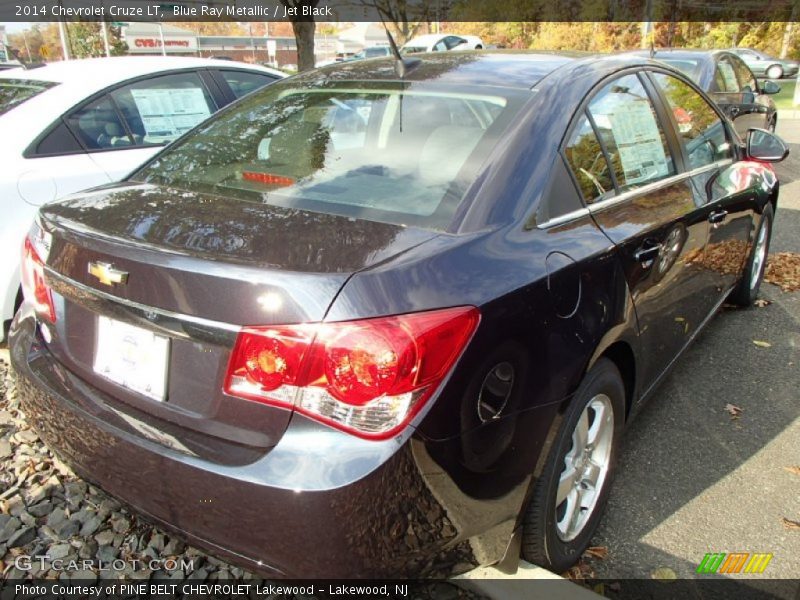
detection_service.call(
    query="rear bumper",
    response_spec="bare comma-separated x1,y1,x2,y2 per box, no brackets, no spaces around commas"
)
9,313,489,578
782,66,799,78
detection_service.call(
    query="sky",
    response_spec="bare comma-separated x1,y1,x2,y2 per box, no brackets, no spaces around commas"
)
1,22,32,33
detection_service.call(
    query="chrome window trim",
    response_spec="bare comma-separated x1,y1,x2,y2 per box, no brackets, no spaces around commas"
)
538,158,733,229
44,266,240,346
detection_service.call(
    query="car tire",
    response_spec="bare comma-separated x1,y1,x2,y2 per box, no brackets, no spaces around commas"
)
730,204,773,307
766,65,784,80
769,116,777,132
475,45,483,49
521,358,625,573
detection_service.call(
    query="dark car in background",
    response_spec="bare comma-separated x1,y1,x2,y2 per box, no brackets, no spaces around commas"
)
629,49,780,135
728,47,799,80
10,52,788,578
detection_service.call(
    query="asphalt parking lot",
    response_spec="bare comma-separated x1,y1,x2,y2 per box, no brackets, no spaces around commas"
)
586,120,800,596
1,123,798,596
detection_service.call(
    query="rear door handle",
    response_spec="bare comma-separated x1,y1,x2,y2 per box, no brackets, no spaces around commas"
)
709,210,728,224
634,243,663,263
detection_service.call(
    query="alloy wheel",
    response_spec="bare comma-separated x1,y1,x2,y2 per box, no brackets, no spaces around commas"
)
555,394,615,541
766,65,783,80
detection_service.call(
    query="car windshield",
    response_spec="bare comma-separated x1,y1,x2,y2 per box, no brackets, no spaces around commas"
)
134,81,520,230
656,58,702,81
0,79,57,116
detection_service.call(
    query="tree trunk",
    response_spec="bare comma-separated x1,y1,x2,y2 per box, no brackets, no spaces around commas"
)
292,20,316,71
780,19,796,58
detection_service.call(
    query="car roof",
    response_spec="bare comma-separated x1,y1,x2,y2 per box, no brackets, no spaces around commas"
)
0,56,284,88
303,51,588,90
297,51,681,91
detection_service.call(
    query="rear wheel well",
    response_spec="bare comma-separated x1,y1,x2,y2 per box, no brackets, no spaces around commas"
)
14,286,23,315
3,287,24,342
599,342,635,419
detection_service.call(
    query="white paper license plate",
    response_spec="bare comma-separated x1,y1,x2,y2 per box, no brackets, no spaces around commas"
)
93,316,170,402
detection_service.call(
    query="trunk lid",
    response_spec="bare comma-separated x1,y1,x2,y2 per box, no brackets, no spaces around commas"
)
38,182,438,462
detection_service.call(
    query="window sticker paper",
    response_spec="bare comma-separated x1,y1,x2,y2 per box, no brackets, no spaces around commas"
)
131,88,211,143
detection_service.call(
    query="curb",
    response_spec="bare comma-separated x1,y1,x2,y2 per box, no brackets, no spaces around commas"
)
455,561,601,599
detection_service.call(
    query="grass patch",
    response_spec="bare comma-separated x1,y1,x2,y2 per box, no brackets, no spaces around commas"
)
771,79,797,109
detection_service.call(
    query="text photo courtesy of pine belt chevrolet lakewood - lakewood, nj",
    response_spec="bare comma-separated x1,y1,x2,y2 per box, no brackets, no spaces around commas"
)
1,1,800,597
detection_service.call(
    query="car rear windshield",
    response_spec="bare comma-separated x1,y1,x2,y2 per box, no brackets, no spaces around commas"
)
0,79,57,116
656,58,702,81
134,81,521,230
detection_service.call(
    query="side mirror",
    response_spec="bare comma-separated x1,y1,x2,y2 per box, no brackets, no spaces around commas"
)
746,128,789,162
760,80,781,94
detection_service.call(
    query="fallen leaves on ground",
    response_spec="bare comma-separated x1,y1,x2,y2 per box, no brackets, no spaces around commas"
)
651,566,678,581
562,545,610,580
561,560,595,580
584,546,609,559
781,517,800,530
725,403,743,419
754,298,771,307
784,466,800,476
765,252,800,292
752,340,772,348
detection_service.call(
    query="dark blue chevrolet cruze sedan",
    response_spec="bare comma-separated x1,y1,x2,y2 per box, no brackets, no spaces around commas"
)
10,51,788,577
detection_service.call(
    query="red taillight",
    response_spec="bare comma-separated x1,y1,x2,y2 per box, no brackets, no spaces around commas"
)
242,171,296,187
21,237,56,322
224,306,480,439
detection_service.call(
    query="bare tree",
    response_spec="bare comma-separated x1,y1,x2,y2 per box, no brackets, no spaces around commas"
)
279,0,320,71
366,0,436,44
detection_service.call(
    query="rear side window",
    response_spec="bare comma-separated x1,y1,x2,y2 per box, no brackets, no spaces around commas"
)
0,79,56,116
651,73,732,170
564,113,614,204
109,72,217,145
586,74,676,192
134,83,521,230
658,59,701,81
35,120,83,155
65,96,131,150
219,70,276,99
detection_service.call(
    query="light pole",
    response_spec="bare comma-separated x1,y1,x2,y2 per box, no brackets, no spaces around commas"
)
58,21,70,60
101,21,111,57
158,23,166,56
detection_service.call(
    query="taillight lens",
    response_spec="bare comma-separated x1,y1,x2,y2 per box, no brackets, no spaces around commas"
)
21,236,56,323
224,306,480,439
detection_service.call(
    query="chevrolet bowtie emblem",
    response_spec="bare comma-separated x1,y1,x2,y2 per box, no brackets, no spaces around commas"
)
88,261,129,286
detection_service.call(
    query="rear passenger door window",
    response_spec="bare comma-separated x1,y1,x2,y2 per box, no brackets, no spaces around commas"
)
109,71,217,146
715,58,741,93
586,74,676,192
730,57,757,93
651,73,732,170
564,113,614,204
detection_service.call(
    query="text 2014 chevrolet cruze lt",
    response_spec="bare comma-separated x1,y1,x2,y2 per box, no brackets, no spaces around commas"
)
10,52,788,577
